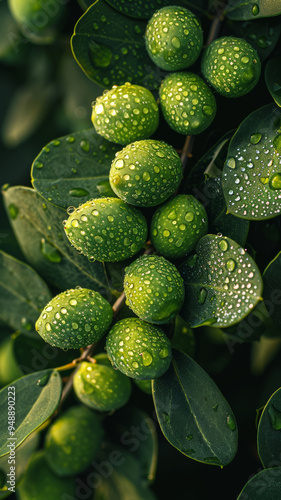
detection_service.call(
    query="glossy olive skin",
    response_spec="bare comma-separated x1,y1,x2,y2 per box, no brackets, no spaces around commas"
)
201,36,261,98
64,197,148,262
106,317,172,380
73,354,132,411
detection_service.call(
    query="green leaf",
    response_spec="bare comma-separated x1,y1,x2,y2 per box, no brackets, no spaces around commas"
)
257,387,281,467
225,0,281,20
227,18,281,62
95,443,157,500
31,129,120,210
179,234,263,328
152,349,238,467
236,467,281,499
104,0,207,18
222,103,281,220
0,431,39,498
107,407,158,485
0,369,62,458
170,316,195,357
204,177,249,247
2,186,110,296
262,251,281,327
0,250,52,333
265,57,281,107
71,0,162,90
13,332,79,375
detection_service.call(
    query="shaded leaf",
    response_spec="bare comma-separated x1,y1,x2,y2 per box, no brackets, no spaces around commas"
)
227,17,281,62
106,407,158,485
71,0,162,90
104,0,207,19
0,250,52,333
179,234,263,328
225,0,281,20
31,129,119,210
0,335,23,387
171,316,195,357
95,442,157,500
257,387,281,467
13,331,79,375
263,251,281,327
152,349,238,466
2,186,110,297
0,431,39,498
204,177,249,247
0,370,62,458
265,57,281,107
236,467,281,499
222,103,281,220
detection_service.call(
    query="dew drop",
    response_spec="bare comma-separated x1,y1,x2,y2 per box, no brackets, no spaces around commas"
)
34,161,43,169
115,159,124,169
250,133,262,144
268,404,281,430
162,412,170,424
69,299,77,306
37,373,51,386
69,188,90,197
226,157,236,169
198,287,207,304
185,212,194,222
226,259,236,272
252,3,259,15
41,239,62,263
80,140,90,152
142,351,153,366
171,36,181,48
8,204,19,220
203,105,214,116
226,414,236,431
159,348,169,359
218,239,228,252
143,171,151,181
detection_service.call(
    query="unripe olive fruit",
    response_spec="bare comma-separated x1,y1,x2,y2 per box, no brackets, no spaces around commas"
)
73,354,132,411
159,72,216,135
64,197,148,262
145,6,203,71
35,287,113,349
201,36,261,98
150,194,208,258
124,254,185,324
109,139,183,207
44,405,103,477
106,317,172,380
16,451,76,500
91,82,159,145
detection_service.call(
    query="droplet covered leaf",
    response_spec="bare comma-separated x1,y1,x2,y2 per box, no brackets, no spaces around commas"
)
222,103,281,220
179,234,263,328
71,0,161,90
257,387,281,468
152,349,238,466
225,0,281,21
31,129,120,210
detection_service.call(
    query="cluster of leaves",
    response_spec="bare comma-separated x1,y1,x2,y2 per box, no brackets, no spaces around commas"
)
2,0,281,499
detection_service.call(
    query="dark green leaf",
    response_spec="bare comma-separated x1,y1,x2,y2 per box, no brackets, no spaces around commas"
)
107,407,158,485
222,103,281,220
171,316,195,357
152,349,238,466
0,250,52,333
13,332,79,375
71,0,162,90
204,177,249,247
257,387,281,467
95,442,157,500
263,251,281,327
0,335,23,387
179,234,263,328
265,57,281,107
0,431,39,498
227,18,281,62
2,186,110,296
31,129,119,210
225,0,281,20
0,370,62,458
236,467,281,499
104,0,207,18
